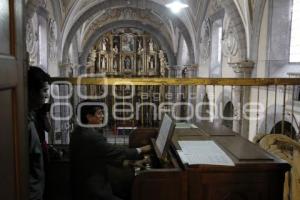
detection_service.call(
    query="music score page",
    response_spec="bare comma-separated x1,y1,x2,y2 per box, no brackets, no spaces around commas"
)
177,140,235,166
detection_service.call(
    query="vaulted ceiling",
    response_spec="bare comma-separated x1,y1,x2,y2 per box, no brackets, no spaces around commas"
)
26,0,253,67
35,0,207,64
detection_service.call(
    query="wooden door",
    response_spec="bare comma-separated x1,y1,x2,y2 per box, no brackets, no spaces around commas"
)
0,0,27,200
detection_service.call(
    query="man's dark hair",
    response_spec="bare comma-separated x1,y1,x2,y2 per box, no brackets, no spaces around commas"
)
77,100,102,124
28,66,50,92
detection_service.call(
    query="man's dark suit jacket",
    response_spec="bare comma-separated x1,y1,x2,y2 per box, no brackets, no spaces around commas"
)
28,113,45,200
70,126,139,200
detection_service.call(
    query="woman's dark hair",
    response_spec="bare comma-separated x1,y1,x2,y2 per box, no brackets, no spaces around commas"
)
77,100,102,124
28,66,50,93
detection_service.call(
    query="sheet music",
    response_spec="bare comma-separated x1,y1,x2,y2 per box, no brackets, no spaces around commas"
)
177,150,189,163
175,123,198,129
178,140,235,166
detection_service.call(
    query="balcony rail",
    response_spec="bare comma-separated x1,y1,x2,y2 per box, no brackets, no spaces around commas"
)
48,77,300,145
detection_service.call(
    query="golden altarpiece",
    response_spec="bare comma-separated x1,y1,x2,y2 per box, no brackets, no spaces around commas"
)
84,28,169,128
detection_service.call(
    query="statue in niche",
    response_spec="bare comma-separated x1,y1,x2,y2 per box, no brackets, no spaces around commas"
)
113,44,119,54
149,38,154,52
124,56,131,70
160,65,166,76
137,38,144,53
159,50,167,75
101,37,108,51
149,56,155,69
137,56,143,71
101,57,106,69
113,56,119,70
88,49,96,66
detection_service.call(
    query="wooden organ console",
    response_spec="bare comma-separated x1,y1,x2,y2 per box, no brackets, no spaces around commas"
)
129,121,290,200
47,121,289,200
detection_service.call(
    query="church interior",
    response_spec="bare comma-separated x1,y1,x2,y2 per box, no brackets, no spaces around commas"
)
1,0,300,200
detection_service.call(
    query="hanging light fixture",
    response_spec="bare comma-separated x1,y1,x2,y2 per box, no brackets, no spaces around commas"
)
165,1,189,14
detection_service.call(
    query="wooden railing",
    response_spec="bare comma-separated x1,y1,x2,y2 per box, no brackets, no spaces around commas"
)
48,77,300,144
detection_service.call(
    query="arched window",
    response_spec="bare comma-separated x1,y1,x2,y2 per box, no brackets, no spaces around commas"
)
290,0,300,62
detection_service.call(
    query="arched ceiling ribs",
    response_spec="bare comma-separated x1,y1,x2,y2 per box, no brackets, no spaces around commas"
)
80,20,176,67
61,0,195,64
221,0,247,60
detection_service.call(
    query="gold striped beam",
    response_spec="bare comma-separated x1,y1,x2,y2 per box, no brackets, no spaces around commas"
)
50,77,300,86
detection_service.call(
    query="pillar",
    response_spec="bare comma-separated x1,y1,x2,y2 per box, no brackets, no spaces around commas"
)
230,60,254,139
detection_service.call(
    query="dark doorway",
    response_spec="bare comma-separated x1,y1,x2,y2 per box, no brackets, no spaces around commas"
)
270,121,298,139
222,102,234,129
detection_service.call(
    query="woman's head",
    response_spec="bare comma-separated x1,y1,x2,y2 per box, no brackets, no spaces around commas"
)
28,66,50,111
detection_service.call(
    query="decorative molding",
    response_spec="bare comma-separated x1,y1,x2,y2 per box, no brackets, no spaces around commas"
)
62,0,195,64
26,19,38,65
220,0,247,60
48,18,57,61
223,21,239,61
200,18,211,62
229,60,255,78
26,0,47,19
83,8,164,45
212,0,222,12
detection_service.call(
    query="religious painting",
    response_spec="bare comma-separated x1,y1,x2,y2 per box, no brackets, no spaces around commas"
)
122,34,135,52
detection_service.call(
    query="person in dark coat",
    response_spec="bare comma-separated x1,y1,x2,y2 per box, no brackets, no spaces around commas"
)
70,100,150,200
28,66,50,200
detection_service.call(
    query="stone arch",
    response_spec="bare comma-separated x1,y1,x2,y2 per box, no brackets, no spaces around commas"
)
258,104,299,135
249,0,267,61
62,0,195,64
215,89,234,128
223,101,234,129
270,121,298,139
199,92,211,120
25,0,47,20
215,89,232,117
80,20,176,67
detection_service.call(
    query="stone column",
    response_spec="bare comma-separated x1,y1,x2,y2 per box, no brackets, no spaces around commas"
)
230,60,254,139
185,65,198,122
167,66,185,118
57,61,75,144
